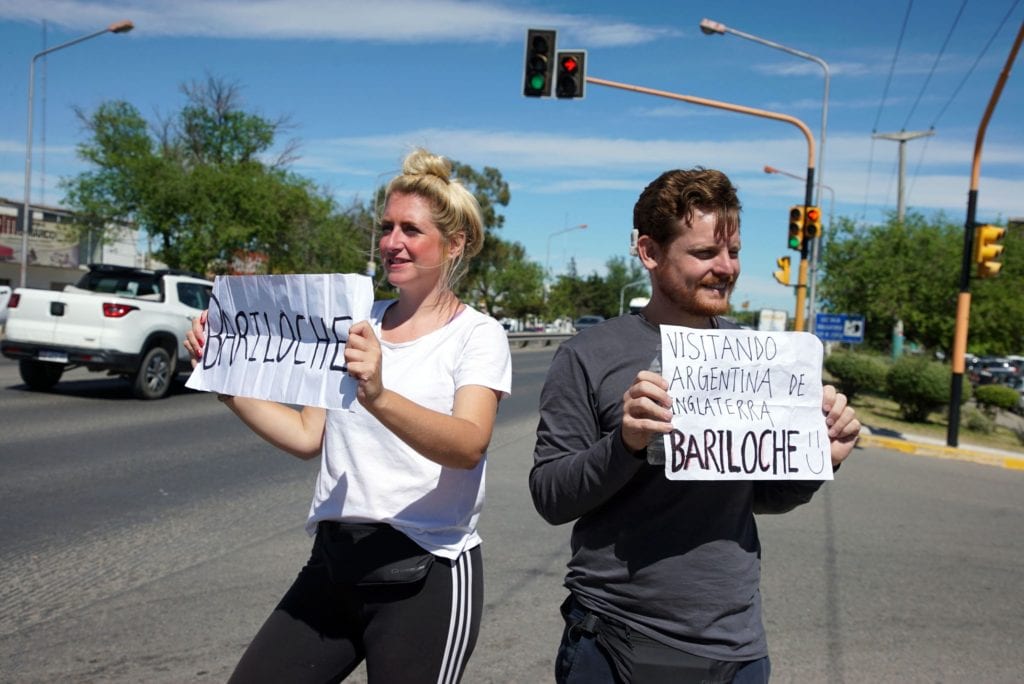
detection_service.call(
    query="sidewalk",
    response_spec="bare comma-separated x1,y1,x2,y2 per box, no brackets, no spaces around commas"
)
858,424,1024,471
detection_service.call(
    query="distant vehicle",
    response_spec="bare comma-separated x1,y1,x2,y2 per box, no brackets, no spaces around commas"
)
1,264,212,399
977,367,1017,386
0,285,11,328
628,297,649,314
573,315,605,332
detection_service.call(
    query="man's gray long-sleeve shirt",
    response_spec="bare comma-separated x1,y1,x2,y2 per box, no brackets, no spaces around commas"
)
530,313,822,661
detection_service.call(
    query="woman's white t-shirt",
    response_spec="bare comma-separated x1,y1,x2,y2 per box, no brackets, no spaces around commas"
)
306,300,512,559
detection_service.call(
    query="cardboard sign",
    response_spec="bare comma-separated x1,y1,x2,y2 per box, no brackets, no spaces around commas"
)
657,325,832,481
186,273,374,409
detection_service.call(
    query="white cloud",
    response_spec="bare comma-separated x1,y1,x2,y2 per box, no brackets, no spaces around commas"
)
0,0,674,46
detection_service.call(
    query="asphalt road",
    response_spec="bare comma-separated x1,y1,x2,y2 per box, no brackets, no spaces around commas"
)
1,350,1022,683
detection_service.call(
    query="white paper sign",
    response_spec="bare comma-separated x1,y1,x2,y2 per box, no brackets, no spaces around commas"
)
185,273,375,409
658,325,832,481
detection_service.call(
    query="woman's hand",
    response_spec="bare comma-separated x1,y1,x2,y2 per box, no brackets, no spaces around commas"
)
822,384,861,467
183,310,208,368
345,321,384,406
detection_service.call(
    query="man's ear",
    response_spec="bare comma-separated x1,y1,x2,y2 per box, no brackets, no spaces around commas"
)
636,234,660,270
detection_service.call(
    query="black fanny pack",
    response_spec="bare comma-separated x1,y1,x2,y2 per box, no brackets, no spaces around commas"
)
316,521,435,586
562,594,742,684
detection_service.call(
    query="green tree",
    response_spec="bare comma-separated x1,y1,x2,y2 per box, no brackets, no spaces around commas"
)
819,212,950,354
61,77,366,276
462,236,544,317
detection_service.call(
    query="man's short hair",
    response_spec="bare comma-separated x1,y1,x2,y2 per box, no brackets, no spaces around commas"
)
633,167,741,245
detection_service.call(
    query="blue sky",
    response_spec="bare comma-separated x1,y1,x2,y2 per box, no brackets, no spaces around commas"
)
1,0,1022,313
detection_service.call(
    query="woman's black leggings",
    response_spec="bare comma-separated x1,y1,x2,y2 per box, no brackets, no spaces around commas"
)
227,538,483,684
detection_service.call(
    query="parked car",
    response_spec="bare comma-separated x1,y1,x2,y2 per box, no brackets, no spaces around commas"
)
573,315,605,332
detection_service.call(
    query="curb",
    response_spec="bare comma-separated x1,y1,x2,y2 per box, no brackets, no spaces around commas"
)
858,433,1024,471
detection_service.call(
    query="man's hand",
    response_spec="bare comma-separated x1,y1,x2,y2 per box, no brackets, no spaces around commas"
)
621,370,674,453
822,384,861,467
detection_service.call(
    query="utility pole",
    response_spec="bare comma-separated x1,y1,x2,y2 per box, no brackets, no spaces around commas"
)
872,129,935,222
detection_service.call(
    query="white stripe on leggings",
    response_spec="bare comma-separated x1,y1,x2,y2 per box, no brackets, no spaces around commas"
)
437,551,473,684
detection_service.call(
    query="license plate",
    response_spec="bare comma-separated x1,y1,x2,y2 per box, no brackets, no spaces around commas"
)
38,350,68,363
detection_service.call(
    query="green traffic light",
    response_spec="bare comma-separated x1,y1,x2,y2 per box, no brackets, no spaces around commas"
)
788,236,801,249
530,74,546,90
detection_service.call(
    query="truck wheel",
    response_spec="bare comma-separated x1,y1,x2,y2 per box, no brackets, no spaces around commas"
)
19,359,64,390
133,346,174,400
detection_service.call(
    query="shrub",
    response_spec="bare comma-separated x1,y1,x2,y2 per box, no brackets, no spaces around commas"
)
961,406,994,434
885,356,968,422
823,351,889,402
974,384,1021,417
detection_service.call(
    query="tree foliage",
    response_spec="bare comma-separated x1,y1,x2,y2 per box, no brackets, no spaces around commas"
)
61,77,367,276
818,211,1023,355
547,256,648,320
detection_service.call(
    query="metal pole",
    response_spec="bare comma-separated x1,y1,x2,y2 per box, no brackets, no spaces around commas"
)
947,20,1024,447
700,18,830,332
19,20,133,288
871,130,935,223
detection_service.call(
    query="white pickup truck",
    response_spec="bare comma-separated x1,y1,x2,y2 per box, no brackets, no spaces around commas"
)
1,264,213,399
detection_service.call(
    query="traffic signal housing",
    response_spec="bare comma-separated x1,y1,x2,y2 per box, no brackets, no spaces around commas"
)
773,256,791,285
523,29,556,97
788,206,805,251
804,206,823,240
974,223,1005,278
555,50,586,99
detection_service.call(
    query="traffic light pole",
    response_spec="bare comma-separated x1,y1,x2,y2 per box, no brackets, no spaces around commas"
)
584,75,817,330
947,20,1023,447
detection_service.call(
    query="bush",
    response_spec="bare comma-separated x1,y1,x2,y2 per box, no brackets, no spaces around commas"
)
961,406,995,434
974,384,1021,417
823,351,889,402
885,356,968,422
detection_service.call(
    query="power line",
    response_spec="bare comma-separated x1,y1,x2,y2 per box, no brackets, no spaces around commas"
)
901,0,968,130
871,0,915,133
930,0,1022,127
863,0,916,220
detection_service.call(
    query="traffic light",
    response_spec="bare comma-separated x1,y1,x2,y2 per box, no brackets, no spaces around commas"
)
788,206,805,251
523,29,556,97
555,50,586,99
974,223,1006,278
804,206,823,240
773,256,791,285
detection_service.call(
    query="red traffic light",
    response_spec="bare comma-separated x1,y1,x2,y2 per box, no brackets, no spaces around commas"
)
555,49,586,99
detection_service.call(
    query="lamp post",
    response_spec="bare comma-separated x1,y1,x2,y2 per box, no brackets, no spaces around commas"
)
19,19,134,288
545,223,588,282
700,18,830,331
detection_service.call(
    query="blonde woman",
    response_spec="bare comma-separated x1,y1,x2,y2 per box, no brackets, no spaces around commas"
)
186,148,511,683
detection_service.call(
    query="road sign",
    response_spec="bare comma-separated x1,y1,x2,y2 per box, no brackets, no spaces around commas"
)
815,313,865,343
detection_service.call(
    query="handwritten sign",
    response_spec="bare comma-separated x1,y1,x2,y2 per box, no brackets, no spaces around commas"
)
657,325,832,481
185,273,374,409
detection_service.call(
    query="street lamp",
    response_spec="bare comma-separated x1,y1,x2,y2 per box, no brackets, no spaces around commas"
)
19,19,134,288
545,223,588,280
700,18,830,331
